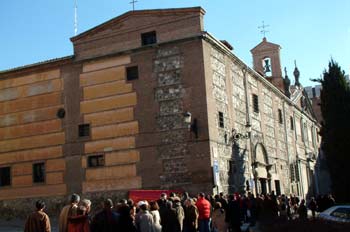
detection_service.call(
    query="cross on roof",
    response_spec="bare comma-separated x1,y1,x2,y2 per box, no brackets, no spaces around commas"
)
130,0,138,11
258,21,270,38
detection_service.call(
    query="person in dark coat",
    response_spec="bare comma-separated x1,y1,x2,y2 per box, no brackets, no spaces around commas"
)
117,202,137,232
218,192,228,211
308,197,317,219
91,199,119,232
157,193,168,229
24,200,51,232
297,199,308,221
183,198,198,232
161,201,178,232
226,195,241,232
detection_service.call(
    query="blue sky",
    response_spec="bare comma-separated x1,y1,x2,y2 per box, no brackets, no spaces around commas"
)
1,0,349,86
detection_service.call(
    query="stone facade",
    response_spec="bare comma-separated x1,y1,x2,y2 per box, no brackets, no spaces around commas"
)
0,7,321,217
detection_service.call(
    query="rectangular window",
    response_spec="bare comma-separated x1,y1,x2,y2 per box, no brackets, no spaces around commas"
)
295,162,300,181
0,167,11,187
88,155,105,168
253,94,259,113
290,116,294,130
126,66,139,81
218,111,224,128
290,164,295,182
33,163,45,183
141,31,157,46
278,109,283,124
79,124,90,137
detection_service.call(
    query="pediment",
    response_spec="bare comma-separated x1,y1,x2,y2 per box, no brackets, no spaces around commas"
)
293,88,317,119
71,7,205,44
251,38,281,54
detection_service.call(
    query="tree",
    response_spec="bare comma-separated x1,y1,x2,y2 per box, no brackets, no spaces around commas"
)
314,60,350,202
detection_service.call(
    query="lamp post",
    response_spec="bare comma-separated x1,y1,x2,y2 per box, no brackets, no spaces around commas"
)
183,111,198,138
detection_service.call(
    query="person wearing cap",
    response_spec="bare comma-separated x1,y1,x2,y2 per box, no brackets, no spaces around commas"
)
91,198,119,232
24,200,51,232
135,201,155,232
196,193,211,232
59,193,80,232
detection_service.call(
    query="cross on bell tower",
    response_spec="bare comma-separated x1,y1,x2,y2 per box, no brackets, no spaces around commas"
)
258,21,270,38
251,26,285,92
130,0,138,11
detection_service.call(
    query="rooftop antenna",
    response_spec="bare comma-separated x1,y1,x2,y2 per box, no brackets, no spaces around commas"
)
258,21,270,38
130,0,138,11
74,0,78,36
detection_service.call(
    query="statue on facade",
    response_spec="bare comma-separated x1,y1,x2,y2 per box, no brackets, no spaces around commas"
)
284,67,291,97
293,60,301,87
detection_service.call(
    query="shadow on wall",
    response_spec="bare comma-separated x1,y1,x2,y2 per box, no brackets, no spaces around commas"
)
228,142,248,194
306,149,331,200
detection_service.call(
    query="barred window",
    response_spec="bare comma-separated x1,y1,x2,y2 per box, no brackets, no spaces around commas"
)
79,124,90,137
141,31,157,46
253,94,259,113
33,163,45,183
295,162,300,181
218,112,224,128
278,109,283,124
88,155,105,168
290,164,295,182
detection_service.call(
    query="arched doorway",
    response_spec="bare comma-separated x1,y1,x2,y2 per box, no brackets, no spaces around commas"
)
253,143,271,194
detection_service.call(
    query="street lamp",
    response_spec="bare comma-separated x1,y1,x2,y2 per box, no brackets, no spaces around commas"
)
183,111,198,138
229,128,250,143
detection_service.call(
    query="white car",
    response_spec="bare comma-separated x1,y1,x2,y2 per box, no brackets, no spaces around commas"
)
318,205,350,223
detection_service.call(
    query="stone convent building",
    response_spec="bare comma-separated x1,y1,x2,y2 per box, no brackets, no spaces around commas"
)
0,7,321,211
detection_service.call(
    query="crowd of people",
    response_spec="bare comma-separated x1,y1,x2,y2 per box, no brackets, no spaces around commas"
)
24,191,336,232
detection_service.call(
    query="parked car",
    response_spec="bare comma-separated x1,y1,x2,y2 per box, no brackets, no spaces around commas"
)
318,205,350,223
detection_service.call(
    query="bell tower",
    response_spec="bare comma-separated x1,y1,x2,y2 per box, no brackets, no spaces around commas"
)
251,37,285,92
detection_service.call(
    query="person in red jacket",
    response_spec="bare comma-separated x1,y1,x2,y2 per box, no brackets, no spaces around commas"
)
195,193,211,232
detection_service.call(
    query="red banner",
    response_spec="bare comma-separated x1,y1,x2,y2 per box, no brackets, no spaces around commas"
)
129,189,182,203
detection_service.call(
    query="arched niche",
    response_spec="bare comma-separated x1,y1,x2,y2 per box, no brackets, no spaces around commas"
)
254,143,269,165
253,143,270,179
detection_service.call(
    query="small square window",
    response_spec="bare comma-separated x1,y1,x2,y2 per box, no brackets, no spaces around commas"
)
141,31,157,46
218,112,224,128
79,124,90,137
253,94,259,113
126,66,139,81
0,167,11,187
88,155,105,168
33,163,45,183
278,109,283,124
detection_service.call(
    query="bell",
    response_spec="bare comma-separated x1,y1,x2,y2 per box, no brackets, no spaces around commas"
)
264,59,271,73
